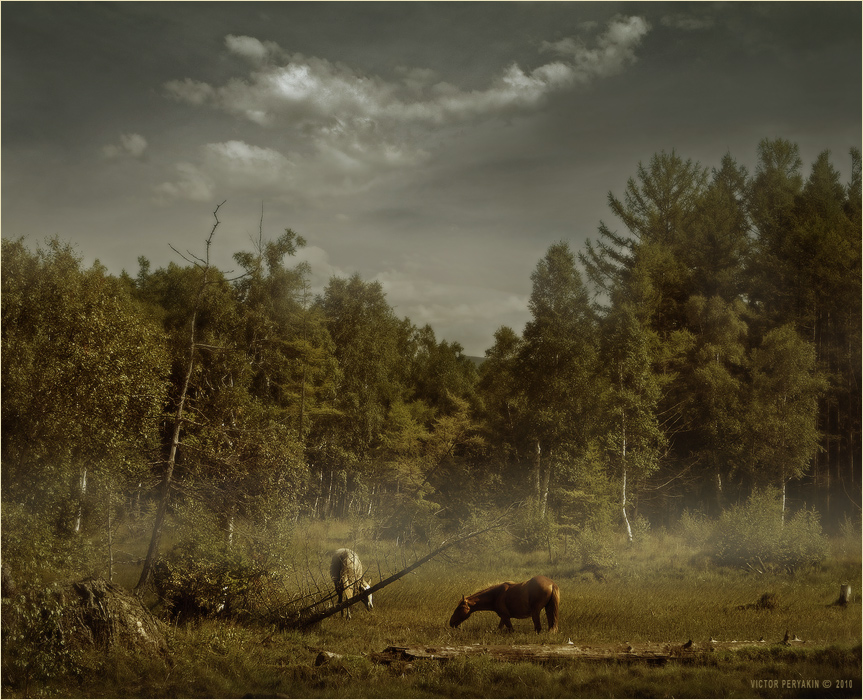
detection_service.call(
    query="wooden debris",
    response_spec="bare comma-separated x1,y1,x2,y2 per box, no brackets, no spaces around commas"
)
315,650,344,666
371,636,796,667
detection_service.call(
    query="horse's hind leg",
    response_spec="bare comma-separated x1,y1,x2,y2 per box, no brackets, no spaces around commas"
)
532,612,542,633
545,589,560,633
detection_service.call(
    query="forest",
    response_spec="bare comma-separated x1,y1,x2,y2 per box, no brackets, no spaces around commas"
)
1,139,861,696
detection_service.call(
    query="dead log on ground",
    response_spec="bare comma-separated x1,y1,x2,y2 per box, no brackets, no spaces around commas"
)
285,519,509,630
370,636,800,667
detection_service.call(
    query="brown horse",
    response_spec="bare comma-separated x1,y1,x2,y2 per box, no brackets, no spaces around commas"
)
449,575,560,633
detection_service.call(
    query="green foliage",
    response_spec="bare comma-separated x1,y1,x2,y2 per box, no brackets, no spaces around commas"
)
377,492,445,545
1,503,89,581
677,509,714,551
316,273,410,458
1,584,83,696
744,325,824,485
151,514,272,622
573,525,618,570
836,514,862,560
2,136,860,627
707,489,828,571
1,237,170,519
511,503,558,554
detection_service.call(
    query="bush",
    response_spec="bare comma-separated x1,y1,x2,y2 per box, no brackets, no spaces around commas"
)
630,514,651,547
836,514,862,559
376,493,445,545
677,509,714,550
1,584,83,696
707,488,828,571
149,500,277,622
510,503,557,554
1,503,90,582
573,526,617,570
151,540,272,623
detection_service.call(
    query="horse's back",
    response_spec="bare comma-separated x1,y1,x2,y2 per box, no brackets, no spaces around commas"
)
528,575,557,597
330,548,363,584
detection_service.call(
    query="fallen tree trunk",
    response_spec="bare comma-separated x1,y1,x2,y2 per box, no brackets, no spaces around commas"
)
286,521,507,629
370,636,804,667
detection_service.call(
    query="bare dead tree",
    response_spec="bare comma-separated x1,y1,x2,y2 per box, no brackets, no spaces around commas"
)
134,201,226,597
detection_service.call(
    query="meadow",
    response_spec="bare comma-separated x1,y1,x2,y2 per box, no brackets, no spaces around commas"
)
16,516,860,699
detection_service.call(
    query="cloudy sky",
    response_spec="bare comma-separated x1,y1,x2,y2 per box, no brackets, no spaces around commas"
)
3,2,860,356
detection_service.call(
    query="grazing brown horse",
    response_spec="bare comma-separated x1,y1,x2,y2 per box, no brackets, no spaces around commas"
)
449,575,560,633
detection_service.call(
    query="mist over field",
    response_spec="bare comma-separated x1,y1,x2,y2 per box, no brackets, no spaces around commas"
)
2,3,861,698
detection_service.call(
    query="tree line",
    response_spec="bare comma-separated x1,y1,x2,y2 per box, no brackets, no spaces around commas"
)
2,139,859,576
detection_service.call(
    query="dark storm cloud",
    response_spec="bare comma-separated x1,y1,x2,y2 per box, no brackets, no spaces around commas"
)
2,2,860,356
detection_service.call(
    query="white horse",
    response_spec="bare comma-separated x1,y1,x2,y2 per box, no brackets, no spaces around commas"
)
329,548,373,619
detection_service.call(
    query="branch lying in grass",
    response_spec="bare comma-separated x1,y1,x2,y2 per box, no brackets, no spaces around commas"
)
282,518,510,630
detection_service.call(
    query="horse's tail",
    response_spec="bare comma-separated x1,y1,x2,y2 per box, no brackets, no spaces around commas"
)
545,582,560,633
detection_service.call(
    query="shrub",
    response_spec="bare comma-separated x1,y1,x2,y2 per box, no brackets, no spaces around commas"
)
573,526,617,570
707,488,828,571
510,503,557,554
376,493,445,545
630,514,651,547
151,540,272,623
1,502,98,583
677,509,714,550
1,584,83,696
149,500,277,623
836,514,862,559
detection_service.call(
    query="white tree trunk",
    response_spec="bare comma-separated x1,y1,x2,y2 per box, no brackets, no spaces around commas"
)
621,414,632,544
781,479,786,526
622,467,633,545
74,468,88,533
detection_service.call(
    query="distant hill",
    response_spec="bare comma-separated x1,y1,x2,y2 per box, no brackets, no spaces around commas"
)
466,355,485,368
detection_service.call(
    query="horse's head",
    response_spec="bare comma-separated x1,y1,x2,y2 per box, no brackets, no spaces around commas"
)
449,595,471,628
360,580,373,610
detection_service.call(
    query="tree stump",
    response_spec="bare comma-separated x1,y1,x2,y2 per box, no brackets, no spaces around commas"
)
66,578,166,653
833,582,852,606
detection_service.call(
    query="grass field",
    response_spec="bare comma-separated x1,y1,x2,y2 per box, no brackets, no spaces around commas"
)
7,517,862,698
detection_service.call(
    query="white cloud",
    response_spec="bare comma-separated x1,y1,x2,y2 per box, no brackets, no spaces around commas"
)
157,16,650,203
541,15,650,80
164,78,215,105
224,34,280,63
166,15,650,128
294,245,350,289
153,142,291,202
204,140,296,191
102,132,148,159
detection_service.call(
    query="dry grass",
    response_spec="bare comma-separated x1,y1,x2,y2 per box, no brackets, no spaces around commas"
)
5,518,861,698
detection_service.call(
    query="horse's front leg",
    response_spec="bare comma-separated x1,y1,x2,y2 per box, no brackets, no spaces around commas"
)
497,616,514,632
